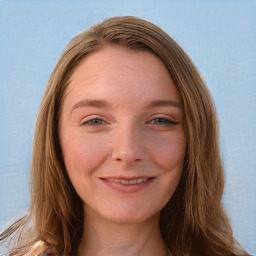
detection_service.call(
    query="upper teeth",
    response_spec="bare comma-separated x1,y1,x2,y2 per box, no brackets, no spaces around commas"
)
107,178,148,184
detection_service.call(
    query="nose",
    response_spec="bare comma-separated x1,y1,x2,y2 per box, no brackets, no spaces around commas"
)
111,124,146,166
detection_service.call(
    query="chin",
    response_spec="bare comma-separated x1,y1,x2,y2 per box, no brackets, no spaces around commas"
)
100,206,160,225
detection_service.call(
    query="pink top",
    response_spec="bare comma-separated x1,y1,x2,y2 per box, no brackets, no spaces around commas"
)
43,248,60,256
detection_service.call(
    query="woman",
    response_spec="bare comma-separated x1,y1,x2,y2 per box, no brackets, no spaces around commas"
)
0,16,249,256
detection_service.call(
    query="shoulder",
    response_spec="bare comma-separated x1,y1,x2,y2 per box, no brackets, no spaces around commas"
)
24,241,57,256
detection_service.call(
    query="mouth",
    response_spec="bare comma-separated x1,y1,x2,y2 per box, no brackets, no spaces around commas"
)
103,177,153,185
100,177,155,193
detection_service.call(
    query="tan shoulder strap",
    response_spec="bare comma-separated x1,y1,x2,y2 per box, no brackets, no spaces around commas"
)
24,241,48,256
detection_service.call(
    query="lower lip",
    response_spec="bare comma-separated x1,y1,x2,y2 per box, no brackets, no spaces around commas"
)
100,178,155,193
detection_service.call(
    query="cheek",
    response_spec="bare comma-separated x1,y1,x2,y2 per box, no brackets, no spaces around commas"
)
60,131,109,175
149,130,186,170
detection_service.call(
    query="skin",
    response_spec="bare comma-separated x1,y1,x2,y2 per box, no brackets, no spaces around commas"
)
59,45,186,256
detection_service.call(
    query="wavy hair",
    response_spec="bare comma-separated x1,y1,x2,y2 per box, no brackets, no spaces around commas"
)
0,16,249,256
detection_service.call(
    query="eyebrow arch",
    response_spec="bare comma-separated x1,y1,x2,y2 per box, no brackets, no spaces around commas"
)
145,100,181,108
71,99,112,113
71,99,181,113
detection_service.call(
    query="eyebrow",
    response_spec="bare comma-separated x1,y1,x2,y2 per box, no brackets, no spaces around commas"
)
145,99,181,109
71,99,112,112
71,98,181,113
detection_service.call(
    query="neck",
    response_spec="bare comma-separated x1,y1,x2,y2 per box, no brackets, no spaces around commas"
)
77,208,167,256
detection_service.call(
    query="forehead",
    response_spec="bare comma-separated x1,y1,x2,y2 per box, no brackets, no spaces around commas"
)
63,45,180,106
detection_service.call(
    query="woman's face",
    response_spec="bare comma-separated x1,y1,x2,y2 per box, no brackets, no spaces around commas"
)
59,45,186,224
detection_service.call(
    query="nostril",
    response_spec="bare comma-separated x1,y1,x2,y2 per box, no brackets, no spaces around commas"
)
111,135,146,164
112,150,142,164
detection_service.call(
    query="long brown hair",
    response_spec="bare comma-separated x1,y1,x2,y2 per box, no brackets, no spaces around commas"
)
0,16,249,256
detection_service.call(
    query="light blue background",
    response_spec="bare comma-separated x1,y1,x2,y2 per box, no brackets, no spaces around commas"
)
0,0,255,254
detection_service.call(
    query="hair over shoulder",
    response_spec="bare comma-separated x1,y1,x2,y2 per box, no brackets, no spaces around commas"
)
0,16,249,256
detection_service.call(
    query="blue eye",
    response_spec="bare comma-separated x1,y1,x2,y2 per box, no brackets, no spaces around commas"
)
83,119,104,125
152,118,173,125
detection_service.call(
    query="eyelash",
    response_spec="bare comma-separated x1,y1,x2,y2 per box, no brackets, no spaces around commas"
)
81,118,105,126
147,117,179,126
81,117,179,126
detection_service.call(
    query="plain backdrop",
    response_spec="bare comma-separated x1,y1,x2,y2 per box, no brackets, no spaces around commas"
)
0,0,255,254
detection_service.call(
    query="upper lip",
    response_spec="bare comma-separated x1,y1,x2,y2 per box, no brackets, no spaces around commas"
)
100,176,155,180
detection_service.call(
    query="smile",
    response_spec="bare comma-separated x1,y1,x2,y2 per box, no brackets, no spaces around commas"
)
106,178,150,184
100,177,155,193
